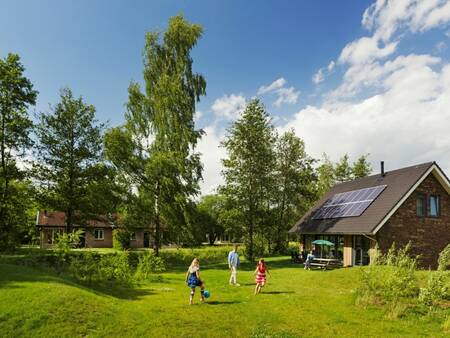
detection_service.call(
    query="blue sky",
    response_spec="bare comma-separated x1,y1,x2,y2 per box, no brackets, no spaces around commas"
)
2,0,450,194
0,0,372,124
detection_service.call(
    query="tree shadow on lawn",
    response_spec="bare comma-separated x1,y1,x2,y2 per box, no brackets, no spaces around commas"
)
0,263,155,300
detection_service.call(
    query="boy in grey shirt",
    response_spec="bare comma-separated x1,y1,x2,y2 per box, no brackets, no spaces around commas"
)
228,244,240,286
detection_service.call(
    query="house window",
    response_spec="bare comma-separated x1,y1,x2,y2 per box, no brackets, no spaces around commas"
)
416,193,426,217
94,229,104,240
428,195,440,217
130,232,136,241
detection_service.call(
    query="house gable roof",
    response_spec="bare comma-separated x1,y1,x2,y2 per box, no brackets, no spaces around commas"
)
289,162,449,235
36,211,115,228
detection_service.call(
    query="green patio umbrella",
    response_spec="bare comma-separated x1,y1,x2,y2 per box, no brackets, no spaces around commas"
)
312,239,334,246
312,239,335,258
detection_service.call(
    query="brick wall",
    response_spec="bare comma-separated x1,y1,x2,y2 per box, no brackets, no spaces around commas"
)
85,228,113,248
376,173,450,268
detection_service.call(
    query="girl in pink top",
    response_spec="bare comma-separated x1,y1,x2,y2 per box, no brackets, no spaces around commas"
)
254,259,270,295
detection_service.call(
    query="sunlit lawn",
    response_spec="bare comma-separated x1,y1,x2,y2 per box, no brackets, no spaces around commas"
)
0,257,447,337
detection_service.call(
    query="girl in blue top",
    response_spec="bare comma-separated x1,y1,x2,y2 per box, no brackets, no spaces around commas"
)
185,258,205,305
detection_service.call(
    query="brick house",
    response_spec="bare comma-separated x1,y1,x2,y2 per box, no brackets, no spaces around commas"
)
289,162,450,268
36,211,115,248
36,211,154,249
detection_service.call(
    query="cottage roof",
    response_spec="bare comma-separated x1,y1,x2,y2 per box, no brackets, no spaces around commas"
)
289,161,450,235
36,211,115,228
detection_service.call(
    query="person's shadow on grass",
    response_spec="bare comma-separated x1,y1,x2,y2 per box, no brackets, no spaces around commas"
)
261,291,295,294
206,300,241,305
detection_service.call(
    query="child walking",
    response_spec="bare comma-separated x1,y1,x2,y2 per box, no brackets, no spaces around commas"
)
254,259,270,295
185,258,206,305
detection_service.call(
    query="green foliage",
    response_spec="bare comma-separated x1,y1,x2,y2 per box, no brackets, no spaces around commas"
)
0,53,37,250
334,154,353,183
271,130,317,254
68,251,101,283
160,246,233,267
418,270,449,308
221,99,276,261
195,194,226,245
34,88,115,229
352,154,372,179
357,243,419,306
54,229,84,268
105,15,206,255
97,251,133,286
135,251,166,281
316,153,372,198
113,228,131,250
438,243,450,271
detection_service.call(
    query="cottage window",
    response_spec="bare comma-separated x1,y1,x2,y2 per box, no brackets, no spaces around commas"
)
94,229,104,240
130,232,136,241
428,195,440,217
416,193,426,217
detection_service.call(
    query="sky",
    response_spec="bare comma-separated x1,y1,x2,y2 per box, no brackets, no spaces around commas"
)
1,0,450,195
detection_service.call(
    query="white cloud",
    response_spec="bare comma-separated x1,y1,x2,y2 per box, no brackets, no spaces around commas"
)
327,61,336,72
274,87,300,107
282,0,450,177
257,78,286,95
339,36,398,65
435,41,447,52
211,94,246,119
312,69,325,84
283,58,450,175
258,78,300,106
197,124,226,195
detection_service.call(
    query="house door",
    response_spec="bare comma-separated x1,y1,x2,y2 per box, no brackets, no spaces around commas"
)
353,235,370,265
144,232,150,248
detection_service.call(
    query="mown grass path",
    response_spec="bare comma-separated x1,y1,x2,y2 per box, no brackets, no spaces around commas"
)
0,257,446,337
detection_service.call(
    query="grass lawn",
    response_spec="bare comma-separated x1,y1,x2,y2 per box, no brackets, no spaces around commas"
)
0,256,447,337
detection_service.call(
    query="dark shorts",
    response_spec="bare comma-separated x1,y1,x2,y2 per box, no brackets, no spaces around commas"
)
187,278,203,288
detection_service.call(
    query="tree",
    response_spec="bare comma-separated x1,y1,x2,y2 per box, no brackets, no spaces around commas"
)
271,130,317,253
0,53,37,249
220,99,275,261
352,154,372,178
335,154,353,183
105,15,206,255
316,154,335,198
34,88,113,231
196,194,226,245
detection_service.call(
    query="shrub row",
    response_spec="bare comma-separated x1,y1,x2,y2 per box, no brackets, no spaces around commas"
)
11,250,165,286
356,242,450,329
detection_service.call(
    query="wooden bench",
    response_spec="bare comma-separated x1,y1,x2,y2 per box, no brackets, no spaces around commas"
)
310,258,342,270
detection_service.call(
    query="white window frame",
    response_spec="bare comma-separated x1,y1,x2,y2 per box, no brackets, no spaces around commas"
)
94,229,104,240
130,232,136,241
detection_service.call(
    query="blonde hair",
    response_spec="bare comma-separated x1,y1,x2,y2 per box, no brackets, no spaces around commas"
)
190,258,199,268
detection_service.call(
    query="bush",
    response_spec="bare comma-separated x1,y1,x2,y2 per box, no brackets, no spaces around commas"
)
54,229,84,269
160,246,234,267
418,270,450,308
357,242,419,306
97,251,133,286
135,251,166,281
68,251,102,283
438,243,450,271
113,228,131,250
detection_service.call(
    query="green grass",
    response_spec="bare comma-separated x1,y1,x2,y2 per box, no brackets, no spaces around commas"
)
0,257,447,337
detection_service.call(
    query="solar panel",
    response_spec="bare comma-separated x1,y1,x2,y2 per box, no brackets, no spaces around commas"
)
312,185,387,220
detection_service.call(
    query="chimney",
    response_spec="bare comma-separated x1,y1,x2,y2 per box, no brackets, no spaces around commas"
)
381,161,385,177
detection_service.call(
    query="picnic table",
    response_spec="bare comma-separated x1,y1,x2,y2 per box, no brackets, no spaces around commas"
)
309,257,342,270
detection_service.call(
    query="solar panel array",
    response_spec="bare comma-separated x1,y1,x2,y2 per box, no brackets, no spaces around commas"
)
312,185,387,220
